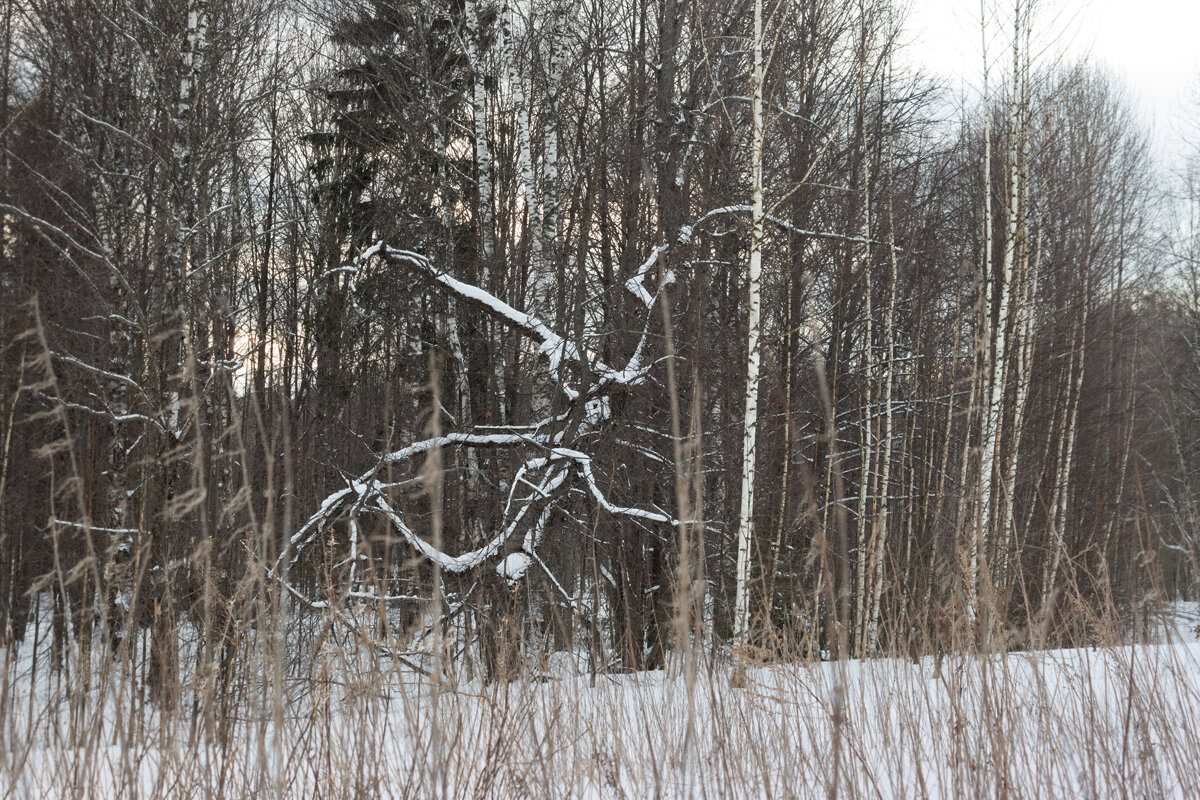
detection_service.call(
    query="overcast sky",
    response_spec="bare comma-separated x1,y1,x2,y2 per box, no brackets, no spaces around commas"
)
901,0,1200,166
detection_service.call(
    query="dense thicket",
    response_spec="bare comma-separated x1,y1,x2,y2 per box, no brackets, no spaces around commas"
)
0,0,1194,690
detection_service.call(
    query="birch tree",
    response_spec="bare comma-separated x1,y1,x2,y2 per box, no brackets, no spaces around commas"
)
733,0,767,653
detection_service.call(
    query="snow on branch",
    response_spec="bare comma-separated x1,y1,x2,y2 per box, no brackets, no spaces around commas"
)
52,352,152,402
367,242,665,393
277,232,700,644
370,245,605,391
680,205,904,251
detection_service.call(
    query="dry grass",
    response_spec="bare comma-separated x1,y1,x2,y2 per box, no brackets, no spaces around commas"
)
1,598,1198,799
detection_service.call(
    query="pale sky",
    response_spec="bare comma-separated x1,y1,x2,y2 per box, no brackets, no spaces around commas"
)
901,0,1200,165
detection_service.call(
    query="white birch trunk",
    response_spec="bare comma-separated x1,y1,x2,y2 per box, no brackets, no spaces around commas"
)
967,0,995,621
169,0,206,312
978,5,1023,596
852,35,875,655
542,5,562,289
865,129,900,654
853,219,874,653
466,0,495,267
733,0,765,647
501,5,544,313
465,0,507,435
433,120,481,492
997,226,1039,585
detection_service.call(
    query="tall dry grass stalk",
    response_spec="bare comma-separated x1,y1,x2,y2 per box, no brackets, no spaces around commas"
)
0,587,1197,799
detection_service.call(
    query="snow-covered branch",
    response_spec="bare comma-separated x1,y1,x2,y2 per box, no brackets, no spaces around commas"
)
278,236,690,617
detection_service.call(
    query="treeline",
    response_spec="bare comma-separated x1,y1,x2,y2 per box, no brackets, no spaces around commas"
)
0,0,1194,692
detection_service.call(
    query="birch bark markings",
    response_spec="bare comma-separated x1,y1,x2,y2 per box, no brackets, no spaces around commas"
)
995,24,1037,586
435,118,481,491
965,0,995,622
466,0,496,267
733,0,765,648
542,3,563,281
997,226,1039,586
149,0,209,709
487,0,539,424
500,4,544,314
864,69,900,654
162,0,208,446
170,0,207,303
967,0,1029,622
852,31,875,654
472,1,509,425
978,1,1025,601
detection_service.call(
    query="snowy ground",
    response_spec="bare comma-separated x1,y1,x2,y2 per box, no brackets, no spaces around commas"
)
2,603,1198,799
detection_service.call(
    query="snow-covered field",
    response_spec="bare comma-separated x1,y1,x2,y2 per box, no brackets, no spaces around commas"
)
2,605,1198,799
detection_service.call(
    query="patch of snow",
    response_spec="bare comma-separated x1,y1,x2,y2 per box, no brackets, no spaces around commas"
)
497,551,532,583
